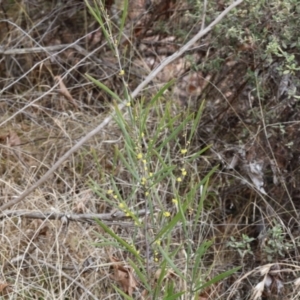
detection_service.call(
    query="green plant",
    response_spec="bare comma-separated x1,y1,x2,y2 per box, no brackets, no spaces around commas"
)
263,222,293,262
87,55,239,299
84,1,243,298
90,84,240,298
227,234,255,260
266,38,300,75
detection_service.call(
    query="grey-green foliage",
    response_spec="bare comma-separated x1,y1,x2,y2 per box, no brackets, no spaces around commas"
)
264,222,293,261
195,0,300,76
227,234,255,259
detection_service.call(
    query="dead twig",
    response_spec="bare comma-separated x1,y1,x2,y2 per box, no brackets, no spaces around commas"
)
1,208,156,224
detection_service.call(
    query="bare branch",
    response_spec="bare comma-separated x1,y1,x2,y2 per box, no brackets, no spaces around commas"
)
1,209,156,225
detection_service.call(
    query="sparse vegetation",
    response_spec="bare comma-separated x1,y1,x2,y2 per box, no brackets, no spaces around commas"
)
2,0,300,299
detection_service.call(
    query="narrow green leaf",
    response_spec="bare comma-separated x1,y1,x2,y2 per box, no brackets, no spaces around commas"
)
128,259,151,291
86,74,122,102
85,1,112,48
200,165,219,185
95,219,143,262
188,100,205,142
157,115,193,151
140,80,175,135
153,200,189,243
92,241,120,247
153,260,168,299
118,0,128,43
193,178,209,232
185,144,212,162
151,80,175,103
112,285,134,300
89,179,116,205
193,266,241,292
149,165,177,188
164,291,185,300
192,240,213,281
164,280,175,298
158,245,184,279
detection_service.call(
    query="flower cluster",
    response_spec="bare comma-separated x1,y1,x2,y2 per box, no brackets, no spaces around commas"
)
176,167,187,182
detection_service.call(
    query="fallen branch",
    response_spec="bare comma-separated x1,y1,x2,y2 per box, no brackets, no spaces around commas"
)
1,208,155,224
0,0,244,213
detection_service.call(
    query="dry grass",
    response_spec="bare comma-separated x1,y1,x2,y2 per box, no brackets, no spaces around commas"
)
0,110,120,297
